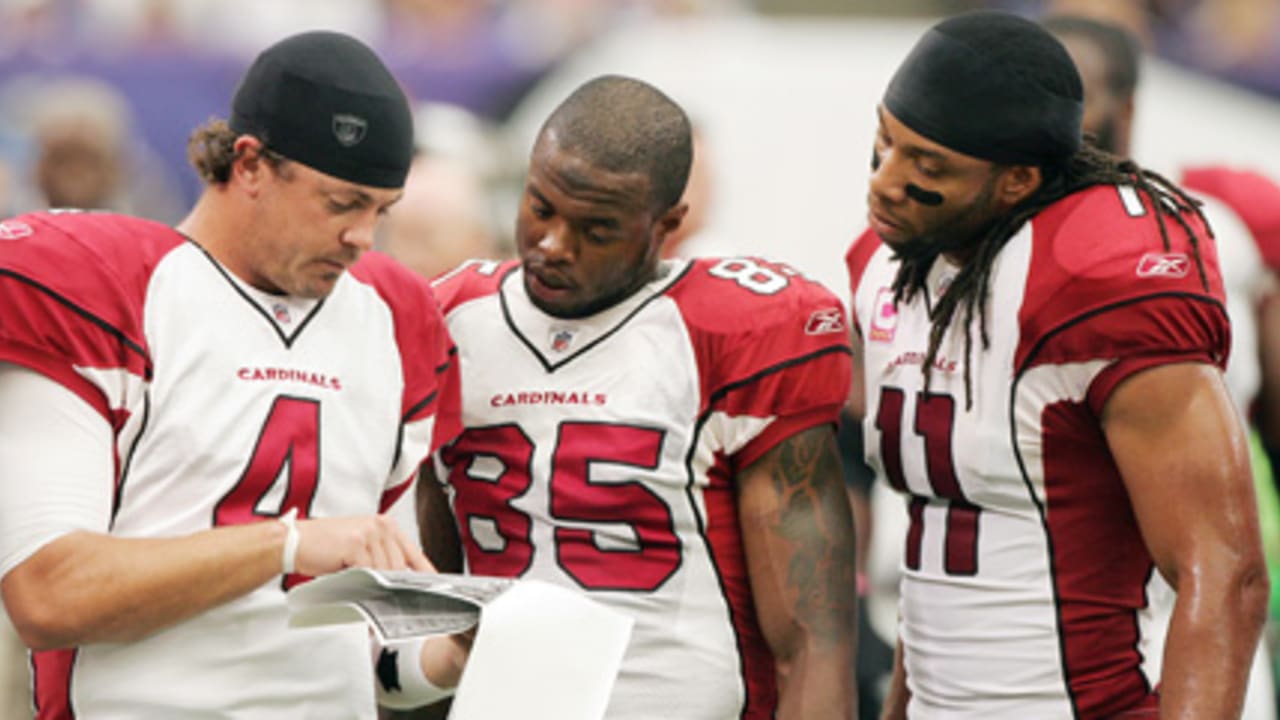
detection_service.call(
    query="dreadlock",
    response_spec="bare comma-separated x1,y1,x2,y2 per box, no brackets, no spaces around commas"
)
893,142,1213,408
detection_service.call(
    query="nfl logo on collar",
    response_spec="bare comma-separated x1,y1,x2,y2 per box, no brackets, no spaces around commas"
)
272,303,291,323
551,329,574,353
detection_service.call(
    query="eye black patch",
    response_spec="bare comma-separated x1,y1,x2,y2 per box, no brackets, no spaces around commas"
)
905,184,945,206
873,149,944,206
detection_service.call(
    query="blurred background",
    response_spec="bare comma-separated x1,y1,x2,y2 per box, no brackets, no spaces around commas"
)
0,0,1277,295
2,0,1279,717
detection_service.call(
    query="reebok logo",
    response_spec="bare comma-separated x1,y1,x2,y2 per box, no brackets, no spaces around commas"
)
1136,252,1189,279
805,308,845,335
0,220,33,241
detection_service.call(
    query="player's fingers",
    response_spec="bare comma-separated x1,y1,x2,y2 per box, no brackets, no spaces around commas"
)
380,528,410,570
394,523,433,572
371,515,413,570
364,524,394,569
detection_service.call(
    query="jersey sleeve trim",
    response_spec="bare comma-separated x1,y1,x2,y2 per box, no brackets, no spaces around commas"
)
1,269,151,421
379,475,413,514
1,269,150,367
403,389,439,424
708,344,854,407
0,341,112,421
434,346,458,375
1085,351,1217,415
707,344,852,469
1016,292,1228,376
734,406,840,471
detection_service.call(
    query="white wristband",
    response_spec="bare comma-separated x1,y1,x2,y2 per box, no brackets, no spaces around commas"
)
279,508,300,575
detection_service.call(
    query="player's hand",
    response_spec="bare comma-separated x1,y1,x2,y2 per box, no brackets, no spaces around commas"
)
293,515,434,576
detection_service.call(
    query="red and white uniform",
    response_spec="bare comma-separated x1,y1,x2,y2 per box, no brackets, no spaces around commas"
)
0,211,460,719
848,185,1229,719
431,257,851,719
1183,166,1280,275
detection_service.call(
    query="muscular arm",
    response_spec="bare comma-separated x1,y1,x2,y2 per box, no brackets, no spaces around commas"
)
416,462,463,573
1103,362,1269,719
737,423,858,719
0,365,430,650
879,638,909,720
6,526,288,649
847,330,867,420
844,331,873,586
6,521,429,652
1254,284,1280,458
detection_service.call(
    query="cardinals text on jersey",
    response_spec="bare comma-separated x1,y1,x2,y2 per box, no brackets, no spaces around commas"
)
433,256,851,719
847,185,1228,719
0,211,460,718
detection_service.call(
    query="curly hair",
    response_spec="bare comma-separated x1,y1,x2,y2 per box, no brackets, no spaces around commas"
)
186,118,289,185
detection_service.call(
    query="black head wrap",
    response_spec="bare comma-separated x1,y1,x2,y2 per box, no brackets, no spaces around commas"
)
230,31,414,189
884,11,1084,166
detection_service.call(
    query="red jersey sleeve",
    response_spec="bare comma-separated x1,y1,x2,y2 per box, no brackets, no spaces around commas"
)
1016,186,1230,413
0,212,181,422
429,259,517,315
349,253,463,505
845,228,884,338
672,258,853,469
1182,166,1280,272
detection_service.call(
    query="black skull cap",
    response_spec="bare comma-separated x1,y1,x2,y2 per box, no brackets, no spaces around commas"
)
884,11,1084,166
229,31,414,188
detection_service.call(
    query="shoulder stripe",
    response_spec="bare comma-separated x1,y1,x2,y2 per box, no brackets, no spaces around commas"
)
1,269,150,372
707,344,853,408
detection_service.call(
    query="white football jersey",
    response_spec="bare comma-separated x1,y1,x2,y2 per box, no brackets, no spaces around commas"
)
0,211,461,719
432,257,851,719
848,185,1229,719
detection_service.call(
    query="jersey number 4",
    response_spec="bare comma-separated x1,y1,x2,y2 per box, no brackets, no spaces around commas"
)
442,422,680,592
875,387,980,576
213,395,320,589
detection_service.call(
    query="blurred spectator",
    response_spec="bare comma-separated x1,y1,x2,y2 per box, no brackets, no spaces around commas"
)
380,101,507,281
0,156,14,218
1046,0,1154,43
661,125,736,258
73,0,382,56
991,0,1280,97
381,153,502,281
26,75,128,209
1,74,185,220
1150,0,1280,69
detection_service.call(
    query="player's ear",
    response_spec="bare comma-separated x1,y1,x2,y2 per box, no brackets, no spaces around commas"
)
655,202,689,240
996,165,1041,208
231,136,269,197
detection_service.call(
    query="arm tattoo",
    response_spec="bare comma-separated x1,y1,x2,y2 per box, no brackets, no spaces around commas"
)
766,426,858,645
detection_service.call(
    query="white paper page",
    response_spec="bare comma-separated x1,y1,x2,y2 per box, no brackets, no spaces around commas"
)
448,580,633,720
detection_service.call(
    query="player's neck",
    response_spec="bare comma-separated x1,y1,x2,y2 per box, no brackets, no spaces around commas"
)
177,190,259,289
